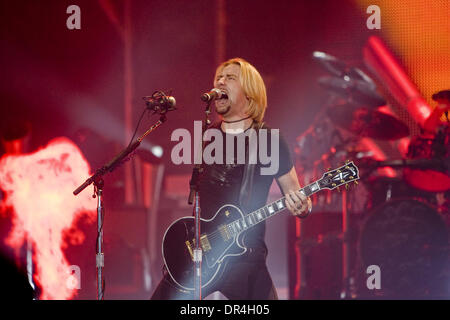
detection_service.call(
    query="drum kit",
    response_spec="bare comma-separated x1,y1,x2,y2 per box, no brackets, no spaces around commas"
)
294,52,449,299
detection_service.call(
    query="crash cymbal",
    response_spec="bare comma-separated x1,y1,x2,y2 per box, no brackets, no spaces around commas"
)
312,51,348,77
331,104,410,140
313,51,386,108
318,76,386,108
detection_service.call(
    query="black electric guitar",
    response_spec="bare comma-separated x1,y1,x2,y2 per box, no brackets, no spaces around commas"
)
162,161,360,291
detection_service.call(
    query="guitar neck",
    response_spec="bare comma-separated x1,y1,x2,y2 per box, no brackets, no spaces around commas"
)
226,180,322,235
224,161,360,235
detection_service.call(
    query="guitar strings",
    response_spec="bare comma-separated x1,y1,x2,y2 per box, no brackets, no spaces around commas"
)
195,196,288,244
194,170,357,245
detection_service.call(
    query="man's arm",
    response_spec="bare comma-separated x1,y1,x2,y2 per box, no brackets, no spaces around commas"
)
276,167,312,217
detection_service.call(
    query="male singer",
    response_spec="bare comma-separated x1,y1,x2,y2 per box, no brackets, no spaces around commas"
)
151,58,311,299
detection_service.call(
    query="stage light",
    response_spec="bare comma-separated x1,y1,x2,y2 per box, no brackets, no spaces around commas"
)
151,146,163,158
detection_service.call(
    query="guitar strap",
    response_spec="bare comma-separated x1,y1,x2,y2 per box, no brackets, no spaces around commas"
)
238,121,265,212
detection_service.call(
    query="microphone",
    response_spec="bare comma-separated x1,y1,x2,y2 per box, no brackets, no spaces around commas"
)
201,88,228,102
143,91,176,114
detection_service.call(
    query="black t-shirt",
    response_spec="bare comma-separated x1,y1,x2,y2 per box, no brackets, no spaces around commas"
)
198,122,293,250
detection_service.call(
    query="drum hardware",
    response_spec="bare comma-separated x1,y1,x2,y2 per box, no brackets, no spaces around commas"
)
401,90,450,192
404,125,450,192
294,54,449,299
432,89,450,122
296,231,343,253
432,89,450,103
294,65,393,298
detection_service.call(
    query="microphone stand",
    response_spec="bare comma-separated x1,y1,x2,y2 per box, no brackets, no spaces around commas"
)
188,99,212,300
73,113,167,300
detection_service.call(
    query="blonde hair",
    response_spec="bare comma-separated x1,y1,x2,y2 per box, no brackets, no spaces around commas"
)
215,58,267,123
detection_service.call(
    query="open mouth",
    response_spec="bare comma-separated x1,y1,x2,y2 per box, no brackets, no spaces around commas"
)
218,89,228,100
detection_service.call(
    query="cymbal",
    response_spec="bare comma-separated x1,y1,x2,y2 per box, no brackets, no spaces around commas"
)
331,104,410,140
432,89,450,103
313,51,386,108
312,51,348,77
318,76,386,108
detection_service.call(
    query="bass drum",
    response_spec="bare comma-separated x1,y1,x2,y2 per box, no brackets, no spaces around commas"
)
358,199,449,298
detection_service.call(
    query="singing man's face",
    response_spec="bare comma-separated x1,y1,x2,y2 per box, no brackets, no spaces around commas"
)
213,64,249,118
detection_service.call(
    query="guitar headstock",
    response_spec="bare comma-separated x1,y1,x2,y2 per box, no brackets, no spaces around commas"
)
318,161,360,191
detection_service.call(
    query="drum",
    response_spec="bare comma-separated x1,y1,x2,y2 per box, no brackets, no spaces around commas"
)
358,199,449,298
404,129,450,192
364,176,439,210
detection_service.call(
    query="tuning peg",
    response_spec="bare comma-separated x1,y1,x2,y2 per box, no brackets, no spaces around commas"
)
327,167,331,171
345,159,351,164
354,181,359,186
345,184,349,190
336,186,341,192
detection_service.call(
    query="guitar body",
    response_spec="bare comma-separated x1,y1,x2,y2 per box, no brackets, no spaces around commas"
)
162,204,247,291
161,162,360,292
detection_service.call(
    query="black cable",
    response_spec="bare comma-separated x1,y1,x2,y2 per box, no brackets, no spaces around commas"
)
127,107,149,149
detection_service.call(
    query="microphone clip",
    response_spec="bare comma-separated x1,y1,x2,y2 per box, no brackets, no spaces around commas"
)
143,91,176,114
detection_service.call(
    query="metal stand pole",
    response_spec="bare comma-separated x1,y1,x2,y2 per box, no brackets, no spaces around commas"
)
73,114,169,300
193,192,202,299
26,237,36,295
94,179,105,300
340,189,355,299
188,101,212,300
294,218,307,299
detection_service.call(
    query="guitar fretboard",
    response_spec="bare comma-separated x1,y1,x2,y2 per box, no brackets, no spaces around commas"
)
225,181,321,236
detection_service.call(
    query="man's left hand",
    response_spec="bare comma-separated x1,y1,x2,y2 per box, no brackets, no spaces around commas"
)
285,190,312,218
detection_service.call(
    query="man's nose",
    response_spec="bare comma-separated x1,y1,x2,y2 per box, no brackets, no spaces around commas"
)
216,77,225,86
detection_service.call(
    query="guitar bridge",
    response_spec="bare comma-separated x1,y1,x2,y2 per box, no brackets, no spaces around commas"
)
200,234,211,252
219,224,231,241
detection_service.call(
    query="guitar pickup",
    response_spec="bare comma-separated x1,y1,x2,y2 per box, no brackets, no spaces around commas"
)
200,234,211,252
185,235,211,261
